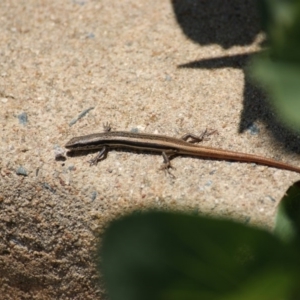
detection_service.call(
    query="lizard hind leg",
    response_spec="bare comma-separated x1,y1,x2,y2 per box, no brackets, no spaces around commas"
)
181,129,218,143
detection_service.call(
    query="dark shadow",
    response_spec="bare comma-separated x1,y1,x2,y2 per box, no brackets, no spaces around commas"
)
242,75,300,153
179,54,300,153
171,0,261,49
178,53,255,70
172,0,300,153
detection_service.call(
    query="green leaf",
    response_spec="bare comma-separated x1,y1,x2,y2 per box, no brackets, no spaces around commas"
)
258,0,300,62
250,57,300,130
100,211,299,300
274,180,300,243
250,0,300,130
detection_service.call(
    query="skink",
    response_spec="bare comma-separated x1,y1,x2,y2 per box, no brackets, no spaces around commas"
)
65,130,300,173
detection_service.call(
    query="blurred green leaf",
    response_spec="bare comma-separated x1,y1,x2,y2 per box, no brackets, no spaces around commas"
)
250,0,300,130
258,0,300,62
251,57,300,129
274,180,300,243
100,211,299,300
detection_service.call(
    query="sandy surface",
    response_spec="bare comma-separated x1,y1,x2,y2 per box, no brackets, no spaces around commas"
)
1,0,300,299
